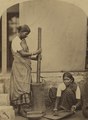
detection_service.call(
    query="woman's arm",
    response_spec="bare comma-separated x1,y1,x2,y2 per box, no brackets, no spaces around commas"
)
31,54,42,61
71,85,81,112
53,97,60,111
75,99,81,109
30,55,37,60
71,99,81,112
17,50,32,57
17,48,42,57
53,97,60,116
32,48,42,55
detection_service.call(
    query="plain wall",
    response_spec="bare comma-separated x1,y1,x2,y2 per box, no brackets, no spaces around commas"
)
19,0,87,72
1,0,88,16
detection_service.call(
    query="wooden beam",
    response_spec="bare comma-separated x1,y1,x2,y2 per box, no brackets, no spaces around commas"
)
37,27,42,83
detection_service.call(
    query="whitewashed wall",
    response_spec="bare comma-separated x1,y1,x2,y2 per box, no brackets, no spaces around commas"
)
19,0,87,71
1,0,88,16
0,0,88,70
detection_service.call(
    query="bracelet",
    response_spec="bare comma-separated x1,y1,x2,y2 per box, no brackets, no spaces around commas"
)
54,108,57,111
72,105,76,109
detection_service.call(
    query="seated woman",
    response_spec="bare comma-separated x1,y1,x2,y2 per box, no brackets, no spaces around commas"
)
53,72,81,113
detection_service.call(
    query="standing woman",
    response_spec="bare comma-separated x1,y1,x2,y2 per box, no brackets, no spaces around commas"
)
10,24,41,116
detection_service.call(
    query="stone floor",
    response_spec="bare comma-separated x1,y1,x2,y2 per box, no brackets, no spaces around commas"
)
15,111,87,120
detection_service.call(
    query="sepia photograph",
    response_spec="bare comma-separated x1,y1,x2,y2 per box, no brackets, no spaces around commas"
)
0,0,88,120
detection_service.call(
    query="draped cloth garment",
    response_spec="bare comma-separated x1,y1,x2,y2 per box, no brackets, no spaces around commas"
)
57,82,80,110
10,36,32,106
60,82,77,110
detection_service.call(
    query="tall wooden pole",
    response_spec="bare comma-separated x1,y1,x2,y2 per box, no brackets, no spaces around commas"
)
30,28,45,113
37,27,42,83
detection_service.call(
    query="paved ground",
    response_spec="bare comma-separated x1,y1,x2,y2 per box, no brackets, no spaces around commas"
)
15,111,87,120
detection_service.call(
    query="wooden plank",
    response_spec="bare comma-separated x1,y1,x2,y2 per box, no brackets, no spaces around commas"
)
44,111,74,120
26,110,44,118
27,113,43,118
27,111,43,114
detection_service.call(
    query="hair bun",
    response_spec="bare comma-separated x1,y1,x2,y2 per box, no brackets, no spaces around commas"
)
17,24,31,33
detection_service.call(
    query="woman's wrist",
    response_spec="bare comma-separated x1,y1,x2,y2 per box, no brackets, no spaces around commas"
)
53,108,58,111
71,105,77,112
73,105,77,109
